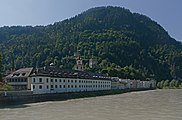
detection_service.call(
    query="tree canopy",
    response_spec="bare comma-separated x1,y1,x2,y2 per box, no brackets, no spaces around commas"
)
0,6,182,81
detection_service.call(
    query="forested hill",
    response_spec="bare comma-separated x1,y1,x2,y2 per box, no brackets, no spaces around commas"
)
0,6,182,81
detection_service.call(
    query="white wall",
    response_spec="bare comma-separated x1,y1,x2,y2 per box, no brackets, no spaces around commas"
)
30,76,111,94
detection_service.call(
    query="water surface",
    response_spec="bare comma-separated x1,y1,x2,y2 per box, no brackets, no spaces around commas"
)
0,89,182,120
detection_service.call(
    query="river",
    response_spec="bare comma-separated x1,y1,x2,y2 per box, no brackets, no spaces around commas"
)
0,89,182,120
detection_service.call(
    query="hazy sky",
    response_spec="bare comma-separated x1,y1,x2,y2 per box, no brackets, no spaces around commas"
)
0,0,181,41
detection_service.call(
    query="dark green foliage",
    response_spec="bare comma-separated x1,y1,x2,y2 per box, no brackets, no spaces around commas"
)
163,80,170,88
0,6,182,81
0,82,12,91
157,80,182,89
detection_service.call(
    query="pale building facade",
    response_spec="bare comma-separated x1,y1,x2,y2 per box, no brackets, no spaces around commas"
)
5,68,33,90
30,76,111,94
89,58,98,68
74,56,85,71
5,67,156,94
5,67,111,94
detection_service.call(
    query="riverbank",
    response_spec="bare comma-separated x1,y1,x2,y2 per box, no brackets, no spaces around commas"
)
0,88,155,107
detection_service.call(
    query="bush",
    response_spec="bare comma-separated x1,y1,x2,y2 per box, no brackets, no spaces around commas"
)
0,82,12,91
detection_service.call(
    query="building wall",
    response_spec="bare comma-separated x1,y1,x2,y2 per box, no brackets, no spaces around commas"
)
111,81,125,90
5,77,28,90
27,77,32,90
30,76,112,94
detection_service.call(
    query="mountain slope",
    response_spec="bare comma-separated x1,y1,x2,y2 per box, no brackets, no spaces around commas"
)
0,6,182,81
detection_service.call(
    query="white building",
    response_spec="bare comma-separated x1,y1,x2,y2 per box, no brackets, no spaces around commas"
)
5,67,112,94
5,67,156,94
111,77,127,90
5,68,33,90
89,58,97,68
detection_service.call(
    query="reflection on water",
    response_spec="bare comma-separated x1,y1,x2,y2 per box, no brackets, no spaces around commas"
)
0,89,182,120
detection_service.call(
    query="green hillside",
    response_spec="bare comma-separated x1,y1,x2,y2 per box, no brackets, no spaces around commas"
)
0,6,182,81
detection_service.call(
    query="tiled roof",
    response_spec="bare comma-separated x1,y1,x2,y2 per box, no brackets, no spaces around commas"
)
5,67,112,81
30,67,111,80
5,67,33,78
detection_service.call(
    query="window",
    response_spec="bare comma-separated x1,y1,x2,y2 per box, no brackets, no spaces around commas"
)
75,80,77,83
51,85,53,88
33,78,35,83
39,85,42,89
71,85,73,88
51,79,53,82
22,73,26,76
75,85,77,88
59,85,62,88
55,79,57,82
59,79,61,82
55,85,57,88
68,85,70,88
71,80,73,83
46,78,49,83
33,85,35,89
63,85,66,88
63,80,65,82
47,85,49,89
39,78,42,83
68,80,70,83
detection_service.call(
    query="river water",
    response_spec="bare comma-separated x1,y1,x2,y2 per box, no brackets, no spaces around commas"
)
0,89,182,120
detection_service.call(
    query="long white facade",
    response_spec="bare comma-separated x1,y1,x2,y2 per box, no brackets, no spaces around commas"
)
5,67,156,95
30,76,112,94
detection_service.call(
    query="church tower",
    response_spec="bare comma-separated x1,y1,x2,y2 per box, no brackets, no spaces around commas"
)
74,50,85,71
89,55,97,69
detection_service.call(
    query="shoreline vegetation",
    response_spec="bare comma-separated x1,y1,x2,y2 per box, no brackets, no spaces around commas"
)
157,80,182,89
0,82,12,91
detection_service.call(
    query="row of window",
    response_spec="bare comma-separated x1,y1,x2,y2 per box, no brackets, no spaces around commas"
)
7,78,27,83
12,85,27,90
33,84,111,90
33,78,110,84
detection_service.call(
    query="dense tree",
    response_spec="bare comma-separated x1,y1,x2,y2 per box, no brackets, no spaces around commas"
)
157,79,181,89
163,80,170,88
169,80,176,88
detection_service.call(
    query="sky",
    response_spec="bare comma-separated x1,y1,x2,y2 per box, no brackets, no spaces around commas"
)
0,0,181,41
